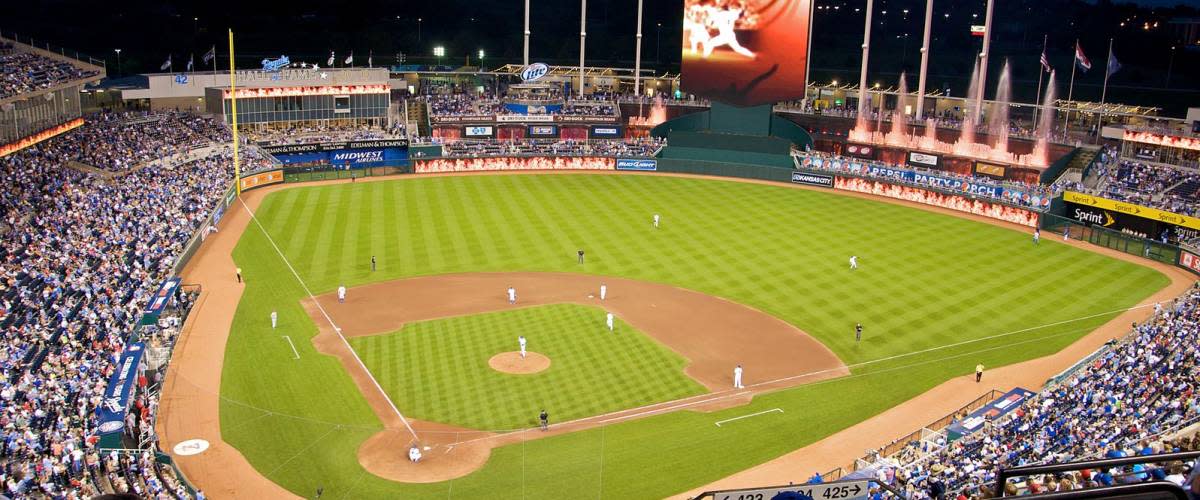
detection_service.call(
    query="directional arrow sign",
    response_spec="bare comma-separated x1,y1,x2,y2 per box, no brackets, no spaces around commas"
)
710,480,870,500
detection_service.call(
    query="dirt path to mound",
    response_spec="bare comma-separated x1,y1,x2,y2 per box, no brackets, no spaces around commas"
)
156,169,1196,499
303,271,848,481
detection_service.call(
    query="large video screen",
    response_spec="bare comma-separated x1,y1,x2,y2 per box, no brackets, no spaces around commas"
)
681,0,812,107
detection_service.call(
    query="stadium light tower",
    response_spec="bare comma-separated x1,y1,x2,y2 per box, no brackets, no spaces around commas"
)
578,0,587,96
433,45,445,67
634,0,644,98
915,0,933,120
523,0,531,66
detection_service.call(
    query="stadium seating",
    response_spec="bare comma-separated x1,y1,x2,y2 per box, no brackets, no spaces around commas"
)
442,138,663,158
0,50,100,100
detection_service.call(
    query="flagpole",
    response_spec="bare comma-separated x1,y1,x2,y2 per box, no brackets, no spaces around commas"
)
1100,38,1113,105
1063,39,1077,134
1033,34,1046,129
229,29,241,197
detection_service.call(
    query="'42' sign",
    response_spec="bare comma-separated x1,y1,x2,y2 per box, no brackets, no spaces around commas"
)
711,480,869,500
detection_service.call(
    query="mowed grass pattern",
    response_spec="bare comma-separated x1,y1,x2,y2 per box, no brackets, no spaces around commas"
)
219,173,1171,499
351,304,706,430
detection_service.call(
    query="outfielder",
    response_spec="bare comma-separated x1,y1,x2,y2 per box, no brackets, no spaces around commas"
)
606,312,614,332
849,256,858,270
855,323,862,342
1033,229,1040,245
337,285,346,303
599,283,607,300
507,286,517,304
733,364,744,389
518,335,527,358
270,310,278,329
653,214,660,228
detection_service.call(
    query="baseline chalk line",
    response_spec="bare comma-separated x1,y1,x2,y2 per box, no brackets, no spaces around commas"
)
282,335,300,360
715,408,783,427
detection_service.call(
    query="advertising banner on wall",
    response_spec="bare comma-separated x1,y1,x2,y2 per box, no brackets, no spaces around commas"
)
681,0,813,106
415,156,614,173
616,159,658,171
790,170,833,187
239,170,284,191
141,277,181,321
843,143,877,160
1063,191,1200,231
430,115,495,124
528,125,559,137
906,151,941,168
498,114,555,123
833,176,1040,227
589,125,623,138
463,125,496,138
259,139,408,154
1180,251,1200,276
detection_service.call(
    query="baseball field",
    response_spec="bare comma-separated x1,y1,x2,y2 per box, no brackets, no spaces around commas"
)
170,172,1171,498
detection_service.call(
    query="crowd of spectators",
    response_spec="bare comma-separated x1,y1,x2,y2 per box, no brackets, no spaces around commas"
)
443,138,663,158
864,287,1200,500
1088,147,1200,217
0,111,233,498
27,111,231,172
422,92,619,117
245,122,406,146
1,49,99,100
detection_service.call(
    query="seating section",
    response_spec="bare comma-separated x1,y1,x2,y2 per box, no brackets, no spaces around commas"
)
0,47,100,99
0,111,235,498
443,138,663,158
863,289,1200,499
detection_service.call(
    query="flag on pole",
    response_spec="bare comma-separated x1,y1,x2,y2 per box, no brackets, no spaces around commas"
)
202,46,216,64
1074,41,1091,72
368,51,373,68
160,55,172,71
327,51,335,67
1040,50,1052,73
186,54,194,72
1106,52,1121,77
344,52,354,66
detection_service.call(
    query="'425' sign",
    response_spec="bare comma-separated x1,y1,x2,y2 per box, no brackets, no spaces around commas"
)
711,480,869,500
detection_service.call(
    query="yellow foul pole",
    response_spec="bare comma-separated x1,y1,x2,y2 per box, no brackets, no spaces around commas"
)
228,29,241,196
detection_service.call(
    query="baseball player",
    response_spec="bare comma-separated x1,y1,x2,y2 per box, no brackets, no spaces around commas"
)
1032,229,1040,245
518,335,527,358
1063,227,1070,241
235,267,242,283
507,286,517,304
408,445,422,463
849,256,858,270
653,214,661,228
606,312,614,332
371,255,377,271
271,310,278,329
855,323,862,342
733,364,744,389
599,283,607,301
539,409,549,431
337,285,346,303
577,249,585,264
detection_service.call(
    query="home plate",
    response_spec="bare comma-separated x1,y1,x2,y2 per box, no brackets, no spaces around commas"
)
588,294,594,298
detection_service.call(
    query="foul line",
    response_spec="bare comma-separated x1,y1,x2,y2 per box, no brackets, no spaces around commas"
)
715,408,783,427
238,198,420,441
281,335,300,360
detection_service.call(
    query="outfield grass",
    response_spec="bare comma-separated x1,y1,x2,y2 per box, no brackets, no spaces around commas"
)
219,173,1169,498
350,304,706,429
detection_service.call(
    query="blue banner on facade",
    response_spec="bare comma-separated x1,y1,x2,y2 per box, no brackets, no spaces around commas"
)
616,159,657,171
503,103,563,115
142,278,180,318
96,342,146,436
946,387,1035,441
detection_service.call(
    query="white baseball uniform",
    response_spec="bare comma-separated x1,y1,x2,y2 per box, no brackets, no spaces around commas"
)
849,256,858,270
408,446,422,462
337,286,346,302
653,214,660,228
270,311,277,329
733,365,744,389
518,336,527,358
606,312,614,332
507,287,516,304
599,284,607,300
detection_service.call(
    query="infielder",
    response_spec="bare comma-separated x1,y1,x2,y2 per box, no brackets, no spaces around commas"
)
408,445,422,463
733,364,744,389
270,310,278,329
1033,229,1040,245
605,312,614,332
849,256,858,270
518,335,527,358
653,214,661,228
507,286,517,304
337,285,347,303
599,283,607,300
855,323,862,342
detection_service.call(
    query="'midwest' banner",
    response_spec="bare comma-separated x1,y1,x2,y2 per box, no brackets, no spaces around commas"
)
1063,191,1200,231
96,343,146,438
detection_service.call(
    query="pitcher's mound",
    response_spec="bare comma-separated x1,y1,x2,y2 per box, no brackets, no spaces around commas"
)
488,352,550,374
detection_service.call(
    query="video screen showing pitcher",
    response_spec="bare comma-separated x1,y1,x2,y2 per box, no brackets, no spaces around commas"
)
681,0,812,107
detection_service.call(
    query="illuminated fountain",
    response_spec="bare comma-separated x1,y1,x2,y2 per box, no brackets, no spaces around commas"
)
849,60,1053,168
628,96,668,127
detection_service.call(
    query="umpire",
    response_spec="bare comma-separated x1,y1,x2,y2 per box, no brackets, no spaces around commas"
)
539,409,549,431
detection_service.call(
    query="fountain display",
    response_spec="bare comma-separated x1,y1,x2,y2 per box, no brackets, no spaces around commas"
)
628,96,668,127
848,60,1054,169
